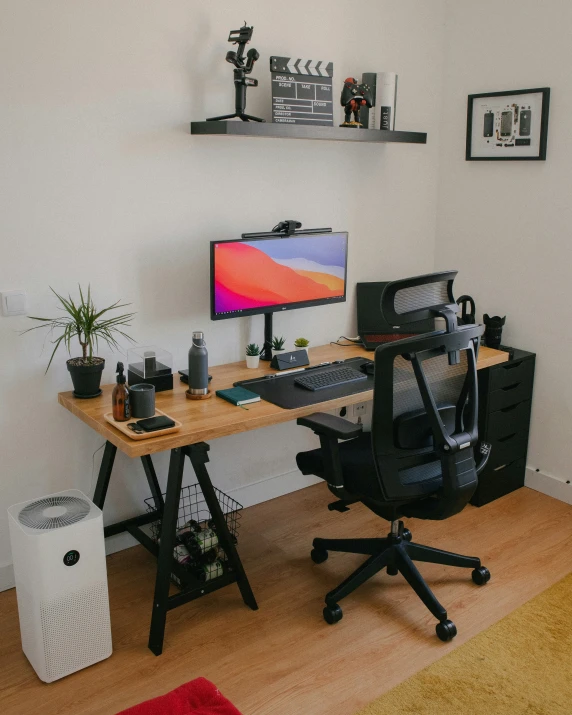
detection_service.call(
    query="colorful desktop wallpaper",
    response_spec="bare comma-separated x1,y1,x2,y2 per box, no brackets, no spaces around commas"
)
213,233,347,315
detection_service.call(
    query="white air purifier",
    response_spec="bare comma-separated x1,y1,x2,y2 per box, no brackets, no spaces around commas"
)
7,489,112,682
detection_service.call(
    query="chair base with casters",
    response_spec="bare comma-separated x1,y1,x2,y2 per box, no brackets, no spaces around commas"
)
310,518,490,641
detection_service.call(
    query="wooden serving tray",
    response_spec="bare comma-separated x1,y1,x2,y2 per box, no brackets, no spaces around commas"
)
104,408,182,440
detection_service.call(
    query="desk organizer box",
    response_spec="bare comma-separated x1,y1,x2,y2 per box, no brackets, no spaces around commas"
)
145,484,242,589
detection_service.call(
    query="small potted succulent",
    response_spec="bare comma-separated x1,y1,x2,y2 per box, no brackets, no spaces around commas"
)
245,343,261,368
271,335,286,358
23,285,135,398
294,337,310,349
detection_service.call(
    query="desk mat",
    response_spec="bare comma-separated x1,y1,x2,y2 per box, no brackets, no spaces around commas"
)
234,357,374,409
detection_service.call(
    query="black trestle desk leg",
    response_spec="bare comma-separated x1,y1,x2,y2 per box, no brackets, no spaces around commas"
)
141,454,165,515
186,443,258,611
93,441,117,509
148,447,186,656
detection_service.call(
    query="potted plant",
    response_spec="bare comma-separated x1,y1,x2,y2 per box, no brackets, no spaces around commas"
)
23,285,135,398
294,337,310,349
245,343,261,369
271,335,286,358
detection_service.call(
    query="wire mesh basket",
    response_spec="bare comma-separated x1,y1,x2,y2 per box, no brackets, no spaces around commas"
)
144,483,242,589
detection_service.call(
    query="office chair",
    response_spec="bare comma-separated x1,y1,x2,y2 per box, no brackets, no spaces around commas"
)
296,271,492,641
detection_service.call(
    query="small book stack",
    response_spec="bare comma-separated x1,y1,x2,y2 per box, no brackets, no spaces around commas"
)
360,72,398,130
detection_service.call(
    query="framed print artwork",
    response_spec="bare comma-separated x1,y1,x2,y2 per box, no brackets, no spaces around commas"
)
466,87,550,160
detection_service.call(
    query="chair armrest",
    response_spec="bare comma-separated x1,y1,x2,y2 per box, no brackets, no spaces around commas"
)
297,412,363,440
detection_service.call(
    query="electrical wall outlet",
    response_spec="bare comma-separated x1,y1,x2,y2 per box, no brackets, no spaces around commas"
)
1,290,27,317
352,402,367,418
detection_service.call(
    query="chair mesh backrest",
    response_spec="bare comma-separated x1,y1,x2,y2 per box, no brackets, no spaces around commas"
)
370,324,483,504
392,350,468,420
394,281,451,316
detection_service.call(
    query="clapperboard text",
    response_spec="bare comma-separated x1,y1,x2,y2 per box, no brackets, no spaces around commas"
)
270,57,334,126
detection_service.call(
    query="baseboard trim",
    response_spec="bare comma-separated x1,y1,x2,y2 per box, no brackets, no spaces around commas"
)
525,468,572,505
226,468,321,509
0,563,15,592
0,469,319,592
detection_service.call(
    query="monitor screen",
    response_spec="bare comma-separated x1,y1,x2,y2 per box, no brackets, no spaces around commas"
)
210,232,348,320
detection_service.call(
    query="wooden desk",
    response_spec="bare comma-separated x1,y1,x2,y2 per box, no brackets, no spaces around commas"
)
58,344,507,459
58,343,508,656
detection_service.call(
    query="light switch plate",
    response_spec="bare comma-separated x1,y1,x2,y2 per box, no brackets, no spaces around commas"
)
1,290,27,316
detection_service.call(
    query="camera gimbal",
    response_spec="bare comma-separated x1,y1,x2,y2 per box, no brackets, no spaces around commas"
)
207,23,265,123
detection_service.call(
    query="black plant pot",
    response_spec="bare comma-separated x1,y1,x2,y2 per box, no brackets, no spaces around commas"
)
67,358,105,399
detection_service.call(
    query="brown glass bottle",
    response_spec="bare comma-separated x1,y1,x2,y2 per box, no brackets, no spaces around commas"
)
112,362,131,421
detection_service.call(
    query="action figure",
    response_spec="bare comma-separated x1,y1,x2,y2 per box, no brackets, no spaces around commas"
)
207,23,264,122
340,77,373,127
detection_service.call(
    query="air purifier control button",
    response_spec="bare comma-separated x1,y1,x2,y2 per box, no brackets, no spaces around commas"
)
63,550,80,566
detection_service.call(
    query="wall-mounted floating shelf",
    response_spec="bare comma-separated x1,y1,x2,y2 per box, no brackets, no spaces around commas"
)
190,121,427,145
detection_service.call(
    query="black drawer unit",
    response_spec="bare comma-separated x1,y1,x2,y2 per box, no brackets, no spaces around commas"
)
471,348,535,507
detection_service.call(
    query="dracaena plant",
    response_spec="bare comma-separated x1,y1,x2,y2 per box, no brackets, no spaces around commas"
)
22,285,136,372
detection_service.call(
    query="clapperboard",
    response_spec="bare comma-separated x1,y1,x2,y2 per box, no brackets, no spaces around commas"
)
270,57,334,126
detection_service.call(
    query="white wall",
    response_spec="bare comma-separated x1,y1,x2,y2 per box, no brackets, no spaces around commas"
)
436,0,572,490
0,0,446,584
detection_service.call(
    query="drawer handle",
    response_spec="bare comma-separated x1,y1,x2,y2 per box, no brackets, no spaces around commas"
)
500,403,519,413
498,432,516,443
501,362,522,371
501,383,519,392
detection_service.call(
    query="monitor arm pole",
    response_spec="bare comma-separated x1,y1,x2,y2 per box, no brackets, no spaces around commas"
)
261,313,274,362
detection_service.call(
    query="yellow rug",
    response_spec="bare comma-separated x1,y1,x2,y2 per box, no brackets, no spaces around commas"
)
357,573,572,715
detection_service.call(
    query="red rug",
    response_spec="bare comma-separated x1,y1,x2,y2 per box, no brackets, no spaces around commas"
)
116,677,243,715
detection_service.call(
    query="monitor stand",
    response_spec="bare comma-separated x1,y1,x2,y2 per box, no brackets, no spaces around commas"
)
261,312,273,361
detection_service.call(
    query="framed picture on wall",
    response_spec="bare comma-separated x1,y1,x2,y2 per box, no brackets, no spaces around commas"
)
466,87,550,161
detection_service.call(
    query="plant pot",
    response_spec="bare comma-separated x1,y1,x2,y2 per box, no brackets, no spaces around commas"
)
67,358,105,399
271,349,285,359
246,355,260,369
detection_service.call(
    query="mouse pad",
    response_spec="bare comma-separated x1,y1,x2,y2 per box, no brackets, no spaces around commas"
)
234,357,374,409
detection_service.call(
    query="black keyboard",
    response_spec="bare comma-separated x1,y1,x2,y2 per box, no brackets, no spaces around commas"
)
294,367,368,391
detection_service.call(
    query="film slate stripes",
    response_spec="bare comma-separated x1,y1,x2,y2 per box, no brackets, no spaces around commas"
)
270,56,334,126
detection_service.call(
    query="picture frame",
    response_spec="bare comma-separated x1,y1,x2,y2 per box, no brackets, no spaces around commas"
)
466,87,550,161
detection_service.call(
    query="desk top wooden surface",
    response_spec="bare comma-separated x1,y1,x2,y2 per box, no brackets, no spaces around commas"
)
58,344,508,459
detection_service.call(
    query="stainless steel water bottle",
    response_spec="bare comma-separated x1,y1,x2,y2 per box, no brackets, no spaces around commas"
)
188,331,209,395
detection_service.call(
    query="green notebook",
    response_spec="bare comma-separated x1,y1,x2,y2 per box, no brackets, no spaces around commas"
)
216,386,261,406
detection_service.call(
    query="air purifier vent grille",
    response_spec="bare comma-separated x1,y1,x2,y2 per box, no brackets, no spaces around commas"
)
40,581,112,681
18,496,90,530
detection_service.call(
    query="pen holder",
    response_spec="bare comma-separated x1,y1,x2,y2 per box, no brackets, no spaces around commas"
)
129,383,156,418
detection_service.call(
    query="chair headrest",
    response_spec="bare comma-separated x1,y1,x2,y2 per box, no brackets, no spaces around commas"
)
381,270,458,330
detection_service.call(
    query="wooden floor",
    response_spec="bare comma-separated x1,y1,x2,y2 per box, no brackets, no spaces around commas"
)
1,485,572,715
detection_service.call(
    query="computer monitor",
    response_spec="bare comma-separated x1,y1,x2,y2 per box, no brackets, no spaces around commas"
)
210,232,348,320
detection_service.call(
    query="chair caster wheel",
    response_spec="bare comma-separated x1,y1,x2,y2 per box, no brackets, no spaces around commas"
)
311,548,328,564
472,566,491,585
436,619,457,642
323,603,343,625
402,528,412,542
387,565,398,576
